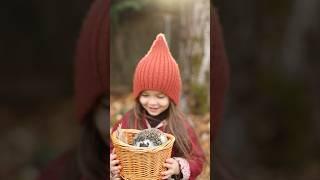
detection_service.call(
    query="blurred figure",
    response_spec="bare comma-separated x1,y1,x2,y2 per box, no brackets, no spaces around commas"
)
212,6,239,180
37,0,109,179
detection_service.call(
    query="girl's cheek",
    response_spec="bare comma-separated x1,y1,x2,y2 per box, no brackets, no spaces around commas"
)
139,97,147,105
159,98,169,107
159,101,165,106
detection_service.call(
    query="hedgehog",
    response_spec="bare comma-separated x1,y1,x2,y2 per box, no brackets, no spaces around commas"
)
132,128,168,148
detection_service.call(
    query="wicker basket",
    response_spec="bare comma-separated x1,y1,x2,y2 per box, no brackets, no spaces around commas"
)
111,129,175,180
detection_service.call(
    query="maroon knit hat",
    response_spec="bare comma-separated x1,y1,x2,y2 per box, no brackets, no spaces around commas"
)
74,0,109,123
133,33,182,105
212,8,230,138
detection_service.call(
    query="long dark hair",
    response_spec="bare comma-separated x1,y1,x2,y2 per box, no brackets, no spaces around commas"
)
78,114,107,179
62,113,107,180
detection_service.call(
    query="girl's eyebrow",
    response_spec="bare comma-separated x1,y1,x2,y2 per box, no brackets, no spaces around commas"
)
142,91,164,95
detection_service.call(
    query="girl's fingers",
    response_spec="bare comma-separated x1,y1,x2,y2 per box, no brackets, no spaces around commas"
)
112,170,120,175
112,171,120,177
110,153,117,158
161,170,168,176
115,165,122,171
161,173,171,179
111,165,121,172
111,173,121,180
110,159,120,166
110,154,117,162
165,158,175,164
110,149,117,160
163,162,173,169
161,169,173,177
110,150,120,174
110,166,117,173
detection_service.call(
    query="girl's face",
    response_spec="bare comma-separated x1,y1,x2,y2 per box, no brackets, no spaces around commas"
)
139,90,170,116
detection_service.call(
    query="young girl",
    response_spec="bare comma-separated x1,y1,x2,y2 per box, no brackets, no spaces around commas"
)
110,33,205,180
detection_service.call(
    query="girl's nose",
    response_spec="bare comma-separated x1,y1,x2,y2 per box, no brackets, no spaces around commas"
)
148,97,157,105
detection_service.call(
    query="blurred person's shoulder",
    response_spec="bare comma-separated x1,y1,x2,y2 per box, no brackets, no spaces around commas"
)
37,148,79,180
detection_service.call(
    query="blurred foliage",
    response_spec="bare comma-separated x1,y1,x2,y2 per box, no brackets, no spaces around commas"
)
215,0,320,178
110,0,147,26
191,54,202,77
190,83,209,115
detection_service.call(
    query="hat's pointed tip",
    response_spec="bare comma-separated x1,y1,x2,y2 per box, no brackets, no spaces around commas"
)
145,33,170,56
156,33,165,40
156,33,168,44
152,33,168,49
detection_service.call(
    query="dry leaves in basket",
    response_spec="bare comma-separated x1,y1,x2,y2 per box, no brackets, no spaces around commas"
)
115,123,128,144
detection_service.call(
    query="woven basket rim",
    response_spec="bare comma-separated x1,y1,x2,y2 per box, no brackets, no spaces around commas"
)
111,128,175,152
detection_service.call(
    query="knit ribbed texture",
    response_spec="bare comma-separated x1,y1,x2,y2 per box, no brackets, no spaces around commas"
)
133,33,181,105
212,8,229,138
74,0,108,123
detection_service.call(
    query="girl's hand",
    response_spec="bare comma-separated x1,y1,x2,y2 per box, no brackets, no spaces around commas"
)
110,149,121,179
110,174,121,180
161,158,180,179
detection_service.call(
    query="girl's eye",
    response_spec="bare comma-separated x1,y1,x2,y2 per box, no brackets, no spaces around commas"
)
157,96,165,99
141,94,149,97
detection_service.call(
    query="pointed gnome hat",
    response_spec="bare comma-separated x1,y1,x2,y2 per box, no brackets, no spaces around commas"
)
75,0,108,123
133,33,182,105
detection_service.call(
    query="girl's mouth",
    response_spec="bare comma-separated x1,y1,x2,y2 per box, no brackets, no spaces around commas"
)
148,107,159,112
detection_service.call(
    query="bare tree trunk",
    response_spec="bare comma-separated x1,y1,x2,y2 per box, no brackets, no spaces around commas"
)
178,0,210,113
178,0,192,113
163,14,172,46
197,0,210,85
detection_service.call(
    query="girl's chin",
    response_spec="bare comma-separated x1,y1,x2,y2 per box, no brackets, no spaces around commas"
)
147,110,160,116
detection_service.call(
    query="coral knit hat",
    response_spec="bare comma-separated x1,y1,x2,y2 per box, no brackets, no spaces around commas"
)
133,33,182,105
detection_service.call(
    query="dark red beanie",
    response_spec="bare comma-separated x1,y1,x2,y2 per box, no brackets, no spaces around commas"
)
74,0,109,123
212,8,230,138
